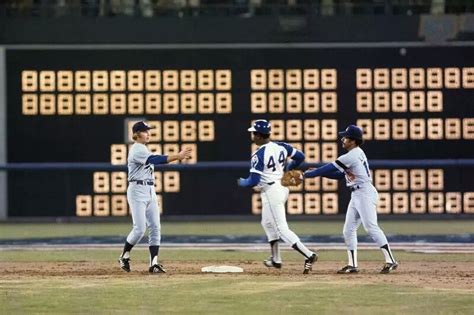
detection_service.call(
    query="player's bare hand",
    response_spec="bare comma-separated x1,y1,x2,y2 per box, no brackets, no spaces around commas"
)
178,147,192,160
346,170,355,181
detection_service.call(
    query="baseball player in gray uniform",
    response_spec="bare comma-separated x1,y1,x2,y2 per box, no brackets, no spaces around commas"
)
118,121,192,273
302,125,398,274
238,120,318,274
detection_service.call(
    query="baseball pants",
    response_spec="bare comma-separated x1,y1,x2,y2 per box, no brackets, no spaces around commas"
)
126,183,161,246
260,183,301,245
343,183,388,250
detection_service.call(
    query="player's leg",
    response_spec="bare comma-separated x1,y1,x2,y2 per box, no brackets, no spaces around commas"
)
125,199,148,246
146,194,166,273
119,190,148,272
263,185,317,273
355,187,397,272
261,191,282,267
338,199,361,273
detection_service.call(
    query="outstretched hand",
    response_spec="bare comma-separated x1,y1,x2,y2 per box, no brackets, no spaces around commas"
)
178,147,192,160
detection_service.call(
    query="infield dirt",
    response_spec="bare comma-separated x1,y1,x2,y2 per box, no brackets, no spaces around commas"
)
1,260,472,290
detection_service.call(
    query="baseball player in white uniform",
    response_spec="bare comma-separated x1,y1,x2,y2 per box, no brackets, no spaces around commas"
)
118,121,191,273
238,120,318,274
302,125,398,274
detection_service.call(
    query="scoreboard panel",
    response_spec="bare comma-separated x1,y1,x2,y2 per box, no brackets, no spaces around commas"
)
6,46,474,216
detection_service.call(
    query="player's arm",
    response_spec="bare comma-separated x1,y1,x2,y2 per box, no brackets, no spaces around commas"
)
287,150,304,171
303,153,353,180
237,172,262,187
322,169,346,180
146,147,192,165
303,163,342,179
277,142,305,170
238,148,264,188
146,155,168,165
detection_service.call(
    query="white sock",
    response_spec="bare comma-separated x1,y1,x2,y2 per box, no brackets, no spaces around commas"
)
122,251,130,259
151,255,158,266
381,244,396,263
347,249,357,267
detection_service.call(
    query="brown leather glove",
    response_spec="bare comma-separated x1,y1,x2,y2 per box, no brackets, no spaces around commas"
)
281,170,303,187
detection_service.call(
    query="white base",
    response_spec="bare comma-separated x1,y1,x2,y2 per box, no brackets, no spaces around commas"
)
201,265,244,273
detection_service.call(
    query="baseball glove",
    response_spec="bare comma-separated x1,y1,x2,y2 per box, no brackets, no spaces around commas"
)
281,170,303,187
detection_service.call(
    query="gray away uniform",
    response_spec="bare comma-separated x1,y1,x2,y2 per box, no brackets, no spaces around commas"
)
126,143,161,246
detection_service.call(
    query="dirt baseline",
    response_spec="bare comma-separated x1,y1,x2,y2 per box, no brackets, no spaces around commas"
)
1,261,472,290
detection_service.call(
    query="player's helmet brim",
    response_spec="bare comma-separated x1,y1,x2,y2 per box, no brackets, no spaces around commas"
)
247,127,257,132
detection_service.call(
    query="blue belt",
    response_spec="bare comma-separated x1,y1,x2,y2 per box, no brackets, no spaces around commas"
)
131,180,155,186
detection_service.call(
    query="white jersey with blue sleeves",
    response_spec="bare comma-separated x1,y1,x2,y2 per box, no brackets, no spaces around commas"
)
127,143,154,181
250,141,296,186
332,147,372,187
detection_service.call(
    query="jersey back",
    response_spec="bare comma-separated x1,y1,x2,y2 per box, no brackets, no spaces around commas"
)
249,141,296,185
127,143,154,181
332,147,372,187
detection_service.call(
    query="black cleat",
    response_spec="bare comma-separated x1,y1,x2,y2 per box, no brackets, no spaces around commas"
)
149,264,167,274
380,262,398,274
118,257,131,272
263,257,282,269
337,265,359,274
303,252,318,274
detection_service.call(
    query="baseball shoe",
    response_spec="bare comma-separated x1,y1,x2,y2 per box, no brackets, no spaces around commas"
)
149,264,167,274
337,265,359,274
118,257,131,272
303,252,318,274
263,257,282,269
380,262,398,274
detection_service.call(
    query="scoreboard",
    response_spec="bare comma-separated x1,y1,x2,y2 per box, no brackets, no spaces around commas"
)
6,46,474,216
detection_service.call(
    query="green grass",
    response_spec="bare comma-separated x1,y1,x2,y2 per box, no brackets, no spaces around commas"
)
0,220,473,239
1,220,473,315
1,278,472,315
1,249,473,314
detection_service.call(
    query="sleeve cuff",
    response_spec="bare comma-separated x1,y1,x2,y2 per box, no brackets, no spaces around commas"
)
332,161,345,172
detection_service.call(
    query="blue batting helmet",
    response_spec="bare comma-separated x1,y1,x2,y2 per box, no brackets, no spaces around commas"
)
248,119,271,134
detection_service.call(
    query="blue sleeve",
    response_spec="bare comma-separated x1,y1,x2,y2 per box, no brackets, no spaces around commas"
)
304,163,340,179
324,169,345,180
238,172,262,187
146,155,168,165
286,150,305,171
276,142,295,157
